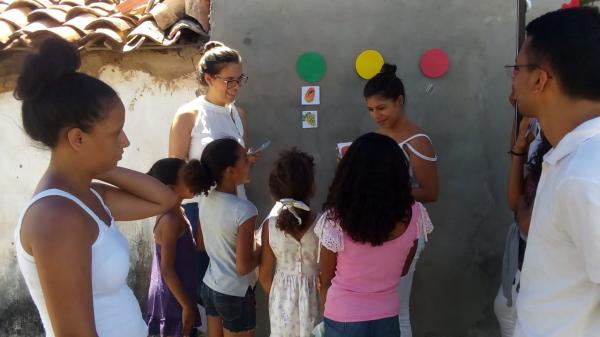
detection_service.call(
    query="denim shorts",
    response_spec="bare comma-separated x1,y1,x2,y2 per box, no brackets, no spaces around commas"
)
200,282,256,332
324,316,400,337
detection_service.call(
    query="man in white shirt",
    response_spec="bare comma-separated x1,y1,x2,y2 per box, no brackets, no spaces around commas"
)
510,7,600,337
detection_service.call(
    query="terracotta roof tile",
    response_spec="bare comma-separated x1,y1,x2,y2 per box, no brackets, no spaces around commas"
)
0,0,209,52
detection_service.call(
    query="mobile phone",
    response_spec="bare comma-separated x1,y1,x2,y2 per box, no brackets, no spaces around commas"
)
248,140,271,155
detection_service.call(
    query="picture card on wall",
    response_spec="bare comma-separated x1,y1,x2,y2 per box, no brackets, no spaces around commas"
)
302,111,318,128
301,86,320,105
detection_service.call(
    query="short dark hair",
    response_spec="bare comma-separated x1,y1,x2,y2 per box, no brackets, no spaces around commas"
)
323,132,414,246
526,7,600,100
363,63,406,102
197,41,242,86
269,148,315,236
14,37,118,148
147,158,187,186
183,138,242,196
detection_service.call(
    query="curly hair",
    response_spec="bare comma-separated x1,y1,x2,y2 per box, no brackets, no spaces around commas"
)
323,132,414,246
269,148,315,237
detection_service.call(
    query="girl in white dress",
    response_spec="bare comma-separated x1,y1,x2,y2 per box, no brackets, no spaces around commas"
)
259,148,320,337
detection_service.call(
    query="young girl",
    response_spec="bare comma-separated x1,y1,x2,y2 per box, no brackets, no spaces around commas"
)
259,148,320,337
14,38,176,337
317,132,431,337
364,64,438,337
146,158,203,337
184,138,260,337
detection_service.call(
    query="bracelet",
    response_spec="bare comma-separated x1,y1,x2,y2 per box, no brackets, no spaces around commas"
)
508,150,526,156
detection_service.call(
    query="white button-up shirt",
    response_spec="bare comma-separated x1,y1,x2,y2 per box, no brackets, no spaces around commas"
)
514,117,600,337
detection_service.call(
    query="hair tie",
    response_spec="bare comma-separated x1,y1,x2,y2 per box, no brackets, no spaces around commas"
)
279,198,311,225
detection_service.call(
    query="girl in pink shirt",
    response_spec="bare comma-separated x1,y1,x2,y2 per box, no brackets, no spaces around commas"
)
316,132,431,337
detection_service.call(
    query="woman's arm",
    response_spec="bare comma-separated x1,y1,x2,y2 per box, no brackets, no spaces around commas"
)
24,199,99,337
93,167,177,221
405,138,439,203
258,222,275,294
318,246,337,313
156,214,196,337
169,109,196,159
507,117,533,210
236,216,261,275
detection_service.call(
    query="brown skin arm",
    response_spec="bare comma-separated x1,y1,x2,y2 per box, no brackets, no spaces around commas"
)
515,199,532,235
92,167,177,221
402,240,419,276
236,216,261,275
168,109,196,159
404,137,439,203
507,117,533,210
22,198,98,337
156,213,196,337
258,222,275,294
318,246,337,313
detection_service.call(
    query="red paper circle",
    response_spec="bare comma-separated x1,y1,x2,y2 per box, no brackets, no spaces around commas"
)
420,48,449,78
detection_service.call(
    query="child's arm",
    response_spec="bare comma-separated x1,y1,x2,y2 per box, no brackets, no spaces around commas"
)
401,240,419,276
194,219,205,251
236,216,261,276
157,214,197,336
258,222,275,294
318,246,337,313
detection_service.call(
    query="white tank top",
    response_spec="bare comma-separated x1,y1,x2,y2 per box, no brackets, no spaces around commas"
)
188,95,245,160
186,95,246,199
14,189,148,337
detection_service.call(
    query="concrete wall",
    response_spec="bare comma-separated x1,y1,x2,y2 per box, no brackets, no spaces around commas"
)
0,0,567,336
209,0,564,336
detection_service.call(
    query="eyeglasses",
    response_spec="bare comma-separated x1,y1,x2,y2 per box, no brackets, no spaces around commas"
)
214,74,248,89
505,64,538,78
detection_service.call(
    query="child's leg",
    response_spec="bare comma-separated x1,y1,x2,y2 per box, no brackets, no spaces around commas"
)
207,315,224,337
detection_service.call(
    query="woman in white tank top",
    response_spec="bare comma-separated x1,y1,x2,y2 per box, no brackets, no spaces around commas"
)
363,63,439,337
13,38,177,337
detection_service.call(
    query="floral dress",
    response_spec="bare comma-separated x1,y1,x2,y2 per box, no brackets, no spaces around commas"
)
267,215,320,337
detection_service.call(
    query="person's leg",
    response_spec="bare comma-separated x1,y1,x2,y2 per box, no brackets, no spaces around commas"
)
207,315,224,337
398,235,425,337
493,271,520,337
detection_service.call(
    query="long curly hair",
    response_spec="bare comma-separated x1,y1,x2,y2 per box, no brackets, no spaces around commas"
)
269,148,315,237
323,132,414,246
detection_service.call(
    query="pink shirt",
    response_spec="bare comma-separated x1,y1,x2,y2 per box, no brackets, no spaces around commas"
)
316,203,421,322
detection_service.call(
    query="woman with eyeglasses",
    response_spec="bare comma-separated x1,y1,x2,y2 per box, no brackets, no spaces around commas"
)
168,41,257,333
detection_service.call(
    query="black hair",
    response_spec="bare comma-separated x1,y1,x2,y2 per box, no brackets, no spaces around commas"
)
323,132,414,246
184,138,242,195
269,148,315,237
14,37,118,148
147,158,187,186
526,7,600,100
363,63,406,102
197,41,242,86
524,133,552,206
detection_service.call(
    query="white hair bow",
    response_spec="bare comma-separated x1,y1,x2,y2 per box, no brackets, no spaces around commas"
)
279,198,311,225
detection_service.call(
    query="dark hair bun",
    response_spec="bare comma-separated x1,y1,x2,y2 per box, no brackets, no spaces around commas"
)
201,41,225,55
380,63,397,75
15,37,80,102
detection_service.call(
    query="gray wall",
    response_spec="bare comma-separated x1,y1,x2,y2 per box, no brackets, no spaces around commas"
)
210,0,561,336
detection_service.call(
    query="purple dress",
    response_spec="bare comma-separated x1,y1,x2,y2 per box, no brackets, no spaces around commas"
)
147,221,199,337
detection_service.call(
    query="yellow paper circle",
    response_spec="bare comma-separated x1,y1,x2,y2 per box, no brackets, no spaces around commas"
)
355,50,384,80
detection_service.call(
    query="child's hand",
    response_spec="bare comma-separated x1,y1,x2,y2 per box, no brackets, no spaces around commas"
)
247,151,261,165
182,304,197,337
514,117,534,154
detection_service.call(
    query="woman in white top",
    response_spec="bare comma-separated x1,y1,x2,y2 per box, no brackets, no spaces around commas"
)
13,38,177,337
363,63,439,337
168,40,257,331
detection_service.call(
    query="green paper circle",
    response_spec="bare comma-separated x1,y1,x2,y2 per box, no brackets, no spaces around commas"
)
296,52,326,83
